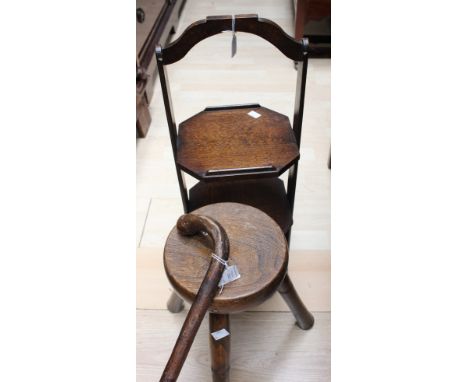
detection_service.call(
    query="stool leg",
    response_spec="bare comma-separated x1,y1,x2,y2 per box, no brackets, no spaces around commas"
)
167,291,184,313
209,313,230,382
278,274,314,330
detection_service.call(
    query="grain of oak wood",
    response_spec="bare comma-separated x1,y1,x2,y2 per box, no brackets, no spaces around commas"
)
162,204,313,380
164,203,288,314
177,106,299,181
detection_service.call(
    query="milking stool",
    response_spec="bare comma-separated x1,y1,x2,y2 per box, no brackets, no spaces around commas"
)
163,202,314,381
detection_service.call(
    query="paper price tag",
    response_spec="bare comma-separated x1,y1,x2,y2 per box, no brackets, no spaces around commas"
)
218,265,241,287
211,328,230,341
231,34,237,57
248,110,261,119
231,16,237,57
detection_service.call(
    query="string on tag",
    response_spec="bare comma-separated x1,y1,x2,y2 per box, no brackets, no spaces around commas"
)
211,252,228,294
211,253,241,295
211,253,229,268
231,15,237,57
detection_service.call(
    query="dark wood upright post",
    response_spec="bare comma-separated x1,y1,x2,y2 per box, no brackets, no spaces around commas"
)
156,47,189,213
287,40,309,217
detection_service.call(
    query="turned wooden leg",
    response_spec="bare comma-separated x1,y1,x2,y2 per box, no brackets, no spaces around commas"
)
209,313,230,382
278,274,314,330
167,291,184,313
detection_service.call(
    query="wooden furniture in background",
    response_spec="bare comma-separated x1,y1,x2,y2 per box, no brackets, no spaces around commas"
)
163,203,313,381
294,0,331,58
136,0,186,137
156,15,313,327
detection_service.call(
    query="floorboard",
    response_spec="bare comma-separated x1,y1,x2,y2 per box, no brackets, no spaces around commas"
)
137,310,331,382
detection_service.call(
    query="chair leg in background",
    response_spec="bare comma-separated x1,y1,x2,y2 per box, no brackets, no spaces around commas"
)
278,274,315,330
167,291,185,313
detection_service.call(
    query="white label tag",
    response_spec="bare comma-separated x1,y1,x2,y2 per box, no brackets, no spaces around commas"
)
218,265,241,287
231,34,237,57
211,328,230,341
248,110,261,119
231,16,237,57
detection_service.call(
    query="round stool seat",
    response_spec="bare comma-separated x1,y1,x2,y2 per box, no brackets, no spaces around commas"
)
164,202,289,314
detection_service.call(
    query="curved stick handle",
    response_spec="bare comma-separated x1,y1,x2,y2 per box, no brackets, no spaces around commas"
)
160,214,230,382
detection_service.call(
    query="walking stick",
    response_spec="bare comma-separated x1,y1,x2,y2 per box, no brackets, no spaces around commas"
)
160,213,230,382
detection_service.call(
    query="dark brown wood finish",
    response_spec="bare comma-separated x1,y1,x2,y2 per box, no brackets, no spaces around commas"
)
189,178,293,233
155,14,310,215
286,52,309,222
205,103,260,112
136,55,152,137
137,0,166,59
177,106,299,181
136,0,186,137
164,203,288,314
278,274,315,330
136,95,152,137
157,16,314,334
161,14,307,65
291,55,308,149
156,52,189,212
137,0,186,95
163,203,314,381
160,213,229,382
209,313,230,382
294,0,331,58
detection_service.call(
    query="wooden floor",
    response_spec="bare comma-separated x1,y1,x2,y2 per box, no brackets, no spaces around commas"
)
137,310,330,382
137,0,330,380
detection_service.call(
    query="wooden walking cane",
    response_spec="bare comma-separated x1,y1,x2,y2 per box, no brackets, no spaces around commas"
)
160,213,230,382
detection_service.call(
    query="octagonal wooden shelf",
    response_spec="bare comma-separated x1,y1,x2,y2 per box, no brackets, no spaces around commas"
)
177,104,299,182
